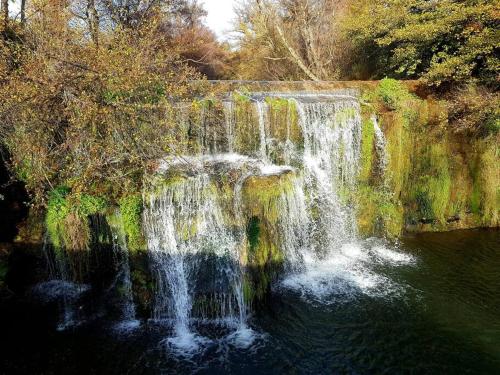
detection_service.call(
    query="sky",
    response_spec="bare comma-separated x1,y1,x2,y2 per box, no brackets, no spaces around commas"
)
8,0,238,41
202,0,238,40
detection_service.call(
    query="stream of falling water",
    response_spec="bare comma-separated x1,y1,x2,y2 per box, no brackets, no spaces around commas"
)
372,115,389,177
110,216,139,331
223,101,235,153
296,98,361,248
270,95,415,303
256,100,269,162
143,175,251,351
128,91,412,353
35,237,90,331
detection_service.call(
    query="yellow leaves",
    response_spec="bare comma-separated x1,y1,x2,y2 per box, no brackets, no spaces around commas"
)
0,3,204,206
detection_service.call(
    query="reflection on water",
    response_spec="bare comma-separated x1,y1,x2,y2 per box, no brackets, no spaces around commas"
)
1,229,499,374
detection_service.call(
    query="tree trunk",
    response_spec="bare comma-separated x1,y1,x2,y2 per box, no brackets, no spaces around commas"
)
21,0,26,24
256,0,320,81
274,22,320,81
86,0,99,47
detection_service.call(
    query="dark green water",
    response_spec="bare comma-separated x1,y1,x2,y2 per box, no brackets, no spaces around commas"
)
1,229,499,374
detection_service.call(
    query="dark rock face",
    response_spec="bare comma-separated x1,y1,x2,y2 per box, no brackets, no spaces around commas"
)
0,149,28,243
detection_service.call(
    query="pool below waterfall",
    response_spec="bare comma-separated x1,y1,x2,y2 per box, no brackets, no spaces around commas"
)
1,229,499,374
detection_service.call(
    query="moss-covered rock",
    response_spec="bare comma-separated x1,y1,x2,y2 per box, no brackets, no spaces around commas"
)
45,187,110,251
359,80,499,234
118,194,146,252
241,171,295,298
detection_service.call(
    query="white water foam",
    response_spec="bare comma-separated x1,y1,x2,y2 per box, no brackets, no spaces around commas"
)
162,326,212,356
225,325,259,349
370,244,416,266
281,240,416,304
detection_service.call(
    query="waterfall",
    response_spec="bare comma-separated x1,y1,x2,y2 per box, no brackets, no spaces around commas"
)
283,100,297,165
37,236,89,330
109,215,138,328
276,95,415,303
372,115,389,177
93,89,408,347
295,98,362,252
256,100,269,162
275,176,310,270
223,101,235,153
143,174,248,349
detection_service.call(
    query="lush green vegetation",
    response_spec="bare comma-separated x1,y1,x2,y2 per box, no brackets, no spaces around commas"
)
343,0,498,88
356,79,499,235
119,195,145,252
45,186,109,251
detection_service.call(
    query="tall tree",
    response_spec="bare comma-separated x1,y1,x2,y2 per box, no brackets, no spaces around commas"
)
234,0,349,80
20,0,26,24
0,0,205,203
342,0,500,87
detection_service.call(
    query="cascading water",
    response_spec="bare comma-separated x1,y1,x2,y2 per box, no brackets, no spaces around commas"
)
256,100,269,162
223,101,235,153
372,115,389,177
295,97,362,250
266,94,415,302
275,176,310,270
109,216,138,329
29,89,417,358
143,173,249,350
121,90,412,351
36,236,90,330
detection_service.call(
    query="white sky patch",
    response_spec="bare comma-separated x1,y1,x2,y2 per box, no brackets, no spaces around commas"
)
202,0,237,41
9,0,21,18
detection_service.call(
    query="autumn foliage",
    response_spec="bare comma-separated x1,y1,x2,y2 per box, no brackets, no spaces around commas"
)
0,1,226,203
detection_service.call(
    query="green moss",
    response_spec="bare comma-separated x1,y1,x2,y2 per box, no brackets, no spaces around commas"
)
373,78,415,111
245,218,280,267
45,187,109,251
265,96,289,110
265,97,303,164
335,107,357,123
46,187,71,250
242,173,294,300
385,111,412,199
119,194,146,252
379,200,404,238
242,275,255,304
242,172,295,224
409,143,452,224
356,185,403,239
147,174,187,197
359,114,375,183
246,216,260,255
470,140,500,225
233,94,260,154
